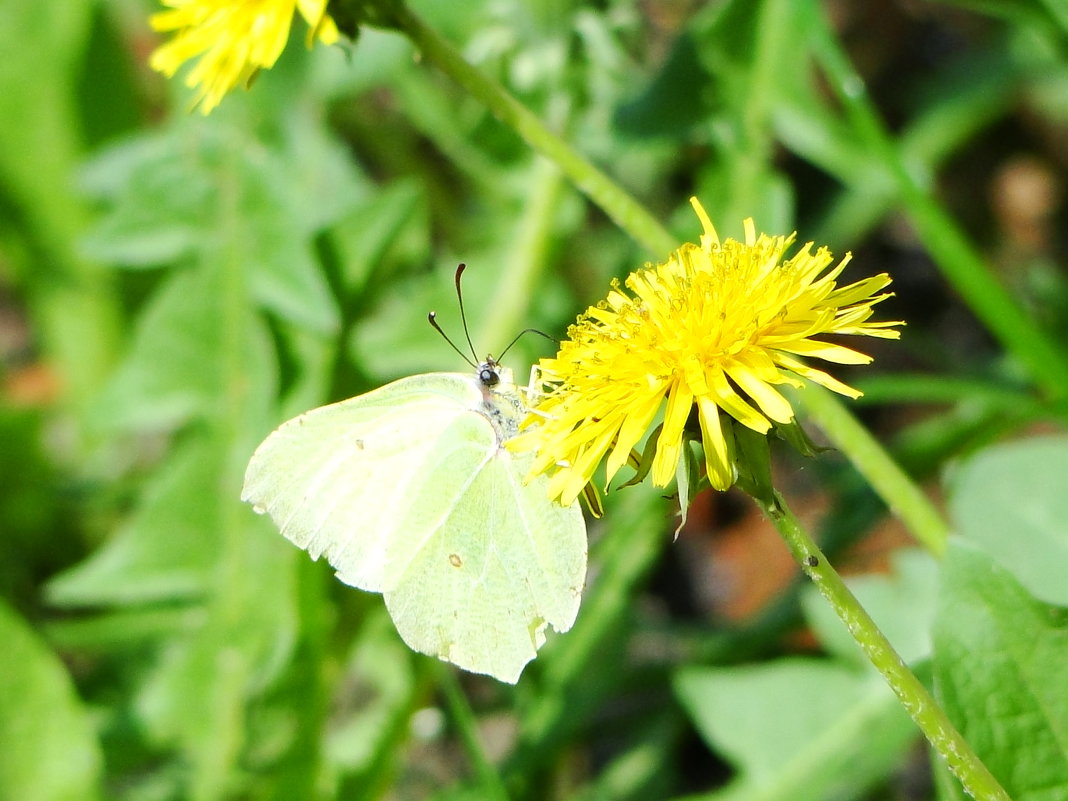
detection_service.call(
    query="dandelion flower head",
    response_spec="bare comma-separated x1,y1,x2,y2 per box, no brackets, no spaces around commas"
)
150,0,339,113
513,198,902,506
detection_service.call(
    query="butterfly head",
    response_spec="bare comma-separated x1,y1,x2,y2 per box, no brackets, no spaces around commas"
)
475,357,523,443
477,357,503,388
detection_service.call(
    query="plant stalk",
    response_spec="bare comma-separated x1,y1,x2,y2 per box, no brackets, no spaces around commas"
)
378,0,678,257
759,491,1011,801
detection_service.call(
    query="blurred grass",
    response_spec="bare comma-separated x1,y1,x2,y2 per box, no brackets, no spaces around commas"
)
2,1,1068,800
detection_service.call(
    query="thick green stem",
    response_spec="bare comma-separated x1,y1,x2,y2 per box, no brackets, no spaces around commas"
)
378,1,677,257
760,492,1011,801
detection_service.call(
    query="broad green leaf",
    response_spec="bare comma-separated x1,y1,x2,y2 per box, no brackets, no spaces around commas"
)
47,436,224,607
675,659,916,801
134,513,300,801
947,435,1068,606
43,606,204,651
802,548,940,667
90,264,276,432
79,132,216,266
0,0,89,240
933,541,1068,801
0,600,102,801
80,123,340,334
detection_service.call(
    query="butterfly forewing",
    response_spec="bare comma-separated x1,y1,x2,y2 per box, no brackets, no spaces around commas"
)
243,375,493,590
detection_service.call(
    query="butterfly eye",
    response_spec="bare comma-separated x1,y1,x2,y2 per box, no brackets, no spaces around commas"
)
479,364,500,387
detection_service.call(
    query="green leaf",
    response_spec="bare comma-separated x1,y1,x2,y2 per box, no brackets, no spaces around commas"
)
80,123,341,334
90,264,276,432
675,659,916,801
0,0,90,239
947,435,1068,606
933,541,1068,801
0,600,102,801
47,436,224,607
134,514,301,800
673,438,700,537
78,133,216,266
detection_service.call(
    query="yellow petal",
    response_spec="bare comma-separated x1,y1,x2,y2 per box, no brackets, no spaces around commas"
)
777,339,873,365
709,368,771,433
651,382,692,487
697,397,733,490
725,362,795,424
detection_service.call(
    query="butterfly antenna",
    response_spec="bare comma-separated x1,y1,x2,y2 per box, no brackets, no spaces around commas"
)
497,327,558,361
453,263,480,362
427,311,477,368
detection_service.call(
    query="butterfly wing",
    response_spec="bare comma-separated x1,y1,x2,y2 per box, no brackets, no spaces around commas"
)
243,373,485,592
241,372,586,682
384,444,585,682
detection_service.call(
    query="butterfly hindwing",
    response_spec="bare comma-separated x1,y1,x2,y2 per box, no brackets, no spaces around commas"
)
384,445,585,682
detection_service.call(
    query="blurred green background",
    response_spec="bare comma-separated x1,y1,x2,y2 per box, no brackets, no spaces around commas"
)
2,0,1068,799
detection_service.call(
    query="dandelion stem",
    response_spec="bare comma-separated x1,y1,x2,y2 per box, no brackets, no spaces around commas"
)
378,0,678,257
759,491,1011,801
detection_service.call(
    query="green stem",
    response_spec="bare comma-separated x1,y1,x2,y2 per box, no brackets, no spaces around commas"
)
438,667,510,801
376,0,677,257
478,157,564,354
808,4,1068,400
789,383,950,556
759,491,1011,801
730,0,790,216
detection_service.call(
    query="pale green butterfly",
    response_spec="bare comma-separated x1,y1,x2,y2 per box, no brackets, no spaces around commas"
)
241,268,587,683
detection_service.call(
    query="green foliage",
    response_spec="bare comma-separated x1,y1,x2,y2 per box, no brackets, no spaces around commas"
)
0,599,103,801
2,0,1067,799
676,660,916,801
933,438,1068,800
934,543,1068,801
947,435,1068,606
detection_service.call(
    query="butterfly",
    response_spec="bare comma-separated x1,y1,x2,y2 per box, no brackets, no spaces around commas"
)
241,266,587,682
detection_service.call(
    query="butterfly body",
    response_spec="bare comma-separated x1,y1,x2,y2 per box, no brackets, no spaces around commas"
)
242,366,587,683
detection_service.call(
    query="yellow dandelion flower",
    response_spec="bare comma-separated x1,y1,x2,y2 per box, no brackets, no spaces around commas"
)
149,0,339,113
512,197,902,507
